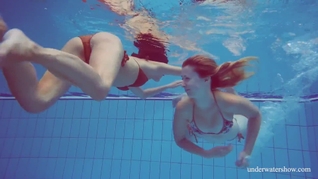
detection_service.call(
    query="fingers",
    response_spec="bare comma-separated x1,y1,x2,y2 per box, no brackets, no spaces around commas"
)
170,80,183,88
174,80,183,85
235,160,242,166
236,152,250,168
236,159,249,168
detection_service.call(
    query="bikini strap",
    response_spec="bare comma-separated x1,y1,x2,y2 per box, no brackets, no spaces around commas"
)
212,90,227,121
192,103,196,123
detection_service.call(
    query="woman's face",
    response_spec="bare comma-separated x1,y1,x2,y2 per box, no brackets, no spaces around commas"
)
181,66,208,97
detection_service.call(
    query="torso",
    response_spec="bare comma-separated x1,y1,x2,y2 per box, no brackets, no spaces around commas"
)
189,114,240,143
70,36,158,88
111,57,145,87
113,56,160,87
183,91,240,143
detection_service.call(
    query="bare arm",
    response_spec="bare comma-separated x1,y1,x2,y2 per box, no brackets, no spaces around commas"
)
129,80,182,99
173,100,207,157
173,87,236,108
129,86,169,99
226,95,262,155
174,97,235,158
158,63,182,76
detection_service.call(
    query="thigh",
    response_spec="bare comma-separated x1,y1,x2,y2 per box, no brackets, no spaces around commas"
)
88,32,124,87
3,57,71,112
36,38,83,102
5,38,81,111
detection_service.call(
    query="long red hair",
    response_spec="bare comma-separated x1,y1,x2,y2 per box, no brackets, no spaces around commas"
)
182,55,257,89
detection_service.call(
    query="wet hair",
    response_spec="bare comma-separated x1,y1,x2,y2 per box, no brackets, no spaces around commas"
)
131,33,169,64
182,55,257,89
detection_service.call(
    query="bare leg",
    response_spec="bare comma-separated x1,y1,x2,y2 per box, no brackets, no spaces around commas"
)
88,32,124,89
3,62,71,113
1,40,75,113
0,29,124,101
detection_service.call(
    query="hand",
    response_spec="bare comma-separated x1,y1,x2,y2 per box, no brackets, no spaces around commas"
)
166,80,183,89
235,151,250,168
203,144,233,158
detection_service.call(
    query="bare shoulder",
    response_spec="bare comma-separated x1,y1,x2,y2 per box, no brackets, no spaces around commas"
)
175,95,192,110
173,95,193,138
214,90,247,110
174,95,192,119
215,90,260,117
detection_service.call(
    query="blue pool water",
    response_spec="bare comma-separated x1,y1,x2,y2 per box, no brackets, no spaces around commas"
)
0,0,318,179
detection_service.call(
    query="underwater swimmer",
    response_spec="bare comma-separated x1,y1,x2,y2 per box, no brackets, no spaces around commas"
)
172,55,261,168
0,17,183,113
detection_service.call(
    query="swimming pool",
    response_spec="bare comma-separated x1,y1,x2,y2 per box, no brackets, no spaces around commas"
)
0,0,317,178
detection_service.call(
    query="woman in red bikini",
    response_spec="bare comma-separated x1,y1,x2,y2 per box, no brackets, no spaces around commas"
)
0,17,182,113
173,55,262,168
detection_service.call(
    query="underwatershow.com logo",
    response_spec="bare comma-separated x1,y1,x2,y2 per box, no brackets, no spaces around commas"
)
247,166,311,173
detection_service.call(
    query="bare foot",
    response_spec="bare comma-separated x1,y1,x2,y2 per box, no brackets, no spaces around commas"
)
0,28,40,67
0,17,8,40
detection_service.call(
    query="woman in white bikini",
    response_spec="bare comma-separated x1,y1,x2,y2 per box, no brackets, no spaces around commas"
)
173,54,262,168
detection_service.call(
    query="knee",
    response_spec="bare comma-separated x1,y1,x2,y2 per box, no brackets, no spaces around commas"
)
24,107,44,114
5,28,23,37
20,101,48,114
91,83,110,101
